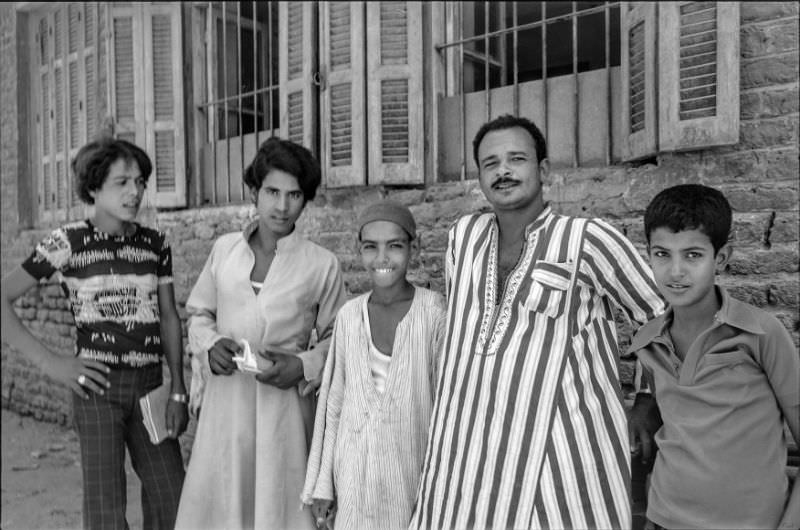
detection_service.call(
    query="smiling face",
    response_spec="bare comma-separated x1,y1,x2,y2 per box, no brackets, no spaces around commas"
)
359,220,414,290
253,169,305,238
648,227,731,312
476,126,548,214
89,158,146,231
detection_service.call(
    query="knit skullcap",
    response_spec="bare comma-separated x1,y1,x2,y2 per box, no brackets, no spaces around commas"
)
357,201,417,240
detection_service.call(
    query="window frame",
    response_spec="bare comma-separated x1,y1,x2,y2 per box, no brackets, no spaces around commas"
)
434,1,624,179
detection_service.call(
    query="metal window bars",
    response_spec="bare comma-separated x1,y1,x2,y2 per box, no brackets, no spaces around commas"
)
437,1,621,178
195,1,278,205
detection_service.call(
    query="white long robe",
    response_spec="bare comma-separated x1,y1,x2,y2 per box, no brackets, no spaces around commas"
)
176,224,347,530
302,287,446,530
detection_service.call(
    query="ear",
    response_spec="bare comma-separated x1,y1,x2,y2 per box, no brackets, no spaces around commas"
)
715,243,732,273
352,233,363,255
249,188,258,205
537,158,550,185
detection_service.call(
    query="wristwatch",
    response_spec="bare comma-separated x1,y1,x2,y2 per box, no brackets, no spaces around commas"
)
169,393,189,404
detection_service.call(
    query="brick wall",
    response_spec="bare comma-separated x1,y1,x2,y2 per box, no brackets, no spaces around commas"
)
2,3,798,431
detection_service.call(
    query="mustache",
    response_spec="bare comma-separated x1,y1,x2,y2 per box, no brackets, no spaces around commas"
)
490,177,520,188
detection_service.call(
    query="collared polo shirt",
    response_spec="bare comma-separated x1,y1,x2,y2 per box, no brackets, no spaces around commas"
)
630,286,800,530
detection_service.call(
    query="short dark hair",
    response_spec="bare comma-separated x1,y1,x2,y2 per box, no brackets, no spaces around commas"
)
243,137,321,203
644,184,732,253
472,114,548,167
72,138,153,205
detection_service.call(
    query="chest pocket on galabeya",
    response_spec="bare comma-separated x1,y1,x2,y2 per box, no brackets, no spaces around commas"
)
524,261,576,319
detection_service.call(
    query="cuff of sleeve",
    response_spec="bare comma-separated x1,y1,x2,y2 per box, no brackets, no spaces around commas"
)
200,333,225,358
296,347,324,382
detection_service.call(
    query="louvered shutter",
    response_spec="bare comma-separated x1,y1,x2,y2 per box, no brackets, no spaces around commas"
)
110,5,144,147
658,2,739,150
111,3,186,208
31,4,97,223
143,3,186,207
320,2,367,187
54,7,68,211
279,2,318,152
366,2,424,184
84,3,98,144
621,2,658,161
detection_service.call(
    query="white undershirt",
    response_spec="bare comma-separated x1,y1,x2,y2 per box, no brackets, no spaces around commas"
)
363,298,391,394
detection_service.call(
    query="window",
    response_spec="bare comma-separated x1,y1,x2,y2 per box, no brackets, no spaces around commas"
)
193,1,279,205
436,1,740,178
30,3,99,223
193,1,426,204
437,1,623,180
109,2,186,208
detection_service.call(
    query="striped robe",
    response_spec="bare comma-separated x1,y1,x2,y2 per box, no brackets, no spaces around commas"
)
303,287,446,529
410,207,664,530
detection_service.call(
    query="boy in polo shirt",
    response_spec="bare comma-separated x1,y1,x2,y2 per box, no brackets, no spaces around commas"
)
628,184,799,530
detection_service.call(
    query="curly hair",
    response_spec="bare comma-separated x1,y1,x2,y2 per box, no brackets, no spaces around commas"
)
71,138,153,205
243,137,321,203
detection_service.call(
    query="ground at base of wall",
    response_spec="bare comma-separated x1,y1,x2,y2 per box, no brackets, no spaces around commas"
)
1,408,142,530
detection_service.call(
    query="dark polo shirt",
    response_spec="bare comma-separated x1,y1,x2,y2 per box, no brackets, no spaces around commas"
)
629,286,800,530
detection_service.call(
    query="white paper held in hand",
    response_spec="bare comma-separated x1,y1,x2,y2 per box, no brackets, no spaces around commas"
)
232,338,274,373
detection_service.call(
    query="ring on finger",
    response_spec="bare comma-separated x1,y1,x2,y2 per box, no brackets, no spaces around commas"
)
77,374,87,386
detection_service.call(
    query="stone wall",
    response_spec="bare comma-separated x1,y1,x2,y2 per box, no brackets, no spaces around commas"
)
2,3,798,430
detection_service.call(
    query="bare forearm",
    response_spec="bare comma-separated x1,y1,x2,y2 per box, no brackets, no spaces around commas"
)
160,309,186,393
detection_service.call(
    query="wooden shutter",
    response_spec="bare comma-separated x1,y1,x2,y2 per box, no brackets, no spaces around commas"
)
54,7,68,212
320,2,367,187
279,2,317,152
658,2,739,150
30,4,98,224
110,3,186,208
621,2,658,162
143,3,186,207
84,3,98,143
366,2,424,184
110,5,144,147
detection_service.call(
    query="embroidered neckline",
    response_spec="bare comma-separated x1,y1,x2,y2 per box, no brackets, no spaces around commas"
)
475,222,536,355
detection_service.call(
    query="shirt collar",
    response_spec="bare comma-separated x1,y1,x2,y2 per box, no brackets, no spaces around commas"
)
492,203,554,240
242,220,301,253
714,285,765,335
628,285,765,354
628,309,672,354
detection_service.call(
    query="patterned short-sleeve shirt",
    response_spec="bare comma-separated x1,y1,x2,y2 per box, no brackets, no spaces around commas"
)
22,219,172,368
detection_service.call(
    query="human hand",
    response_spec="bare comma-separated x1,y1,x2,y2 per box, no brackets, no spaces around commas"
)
165,399,188,438
254,350,304,389
208,337,241,375
628,393,662,465
311,498,335,529
298,376,320,397
45,355,110,400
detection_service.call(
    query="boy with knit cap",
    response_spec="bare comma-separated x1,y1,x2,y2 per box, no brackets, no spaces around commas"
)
303,201,446,529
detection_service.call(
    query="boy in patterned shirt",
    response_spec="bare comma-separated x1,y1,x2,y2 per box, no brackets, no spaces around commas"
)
1,138,188,529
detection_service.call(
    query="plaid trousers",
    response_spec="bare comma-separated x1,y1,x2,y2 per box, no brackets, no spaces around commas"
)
73,363,185,530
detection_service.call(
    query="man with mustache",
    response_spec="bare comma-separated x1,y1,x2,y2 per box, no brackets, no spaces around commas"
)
409,115,665,529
